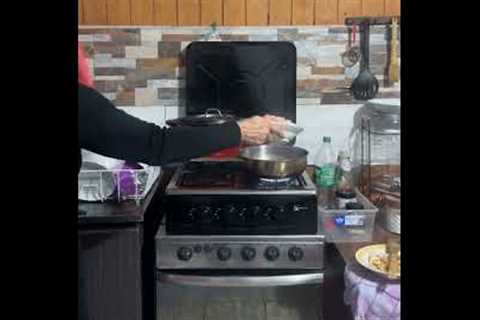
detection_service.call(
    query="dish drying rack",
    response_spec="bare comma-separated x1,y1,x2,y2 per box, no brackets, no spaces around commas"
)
78,166,161,205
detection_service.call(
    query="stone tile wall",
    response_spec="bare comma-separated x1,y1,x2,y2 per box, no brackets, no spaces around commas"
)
79,25,400,107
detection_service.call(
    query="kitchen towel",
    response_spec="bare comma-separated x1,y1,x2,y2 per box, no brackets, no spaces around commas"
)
344,262,400,320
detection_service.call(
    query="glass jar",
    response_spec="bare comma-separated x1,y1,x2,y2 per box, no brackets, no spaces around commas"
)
349,99,400,197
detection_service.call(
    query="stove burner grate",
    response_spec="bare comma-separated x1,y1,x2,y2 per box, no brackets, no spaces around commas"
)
253,176,302,190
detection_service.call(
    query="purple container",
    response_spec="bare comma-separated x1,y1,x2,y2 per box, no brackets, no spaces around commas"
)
116,163,144,197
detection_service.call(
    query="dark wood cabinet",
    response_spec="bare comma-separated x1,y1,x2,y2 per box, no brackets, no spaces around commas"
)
78,225,143,320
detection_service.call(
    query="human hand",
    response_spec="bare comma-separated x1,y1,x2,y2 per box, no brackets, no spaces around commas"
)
263,115,301,143
237,116,271,145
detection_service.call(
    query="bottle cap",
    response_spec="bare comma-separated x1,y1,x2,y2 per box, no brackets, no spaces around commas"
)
346,202,364,210
336,191,356,199
338,150,347,158
323,136,331,143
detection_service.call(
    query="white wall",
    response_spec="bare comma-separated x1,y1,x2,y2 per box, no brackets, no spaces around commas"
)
295,104,362,163
119,104,362,164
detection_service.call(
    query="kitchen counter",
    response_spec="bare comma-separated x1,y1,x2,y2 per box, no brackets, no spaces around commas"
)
78,167,177,320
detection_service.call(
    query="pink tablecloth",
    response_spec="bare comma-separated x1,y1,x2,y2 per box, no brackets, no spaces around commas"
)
344,263,400,320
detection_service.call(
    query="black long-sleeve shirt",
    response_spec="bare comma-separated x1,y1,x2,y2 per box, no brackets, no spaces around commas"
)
78,84,241,172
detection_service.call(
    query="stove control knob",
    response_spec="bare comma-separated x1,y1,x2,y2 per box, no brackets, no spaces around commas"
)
241,246,256,261
201,206,212,215
217,247,232,261
262,207,273,219
199,206,213,224
252,206,261,215
224,205,237,225
273,206,287,220
264,246,280,261
225,205,237,214
177,247,193,261
288,247,304,262
185,208,196,223
246,206,261,224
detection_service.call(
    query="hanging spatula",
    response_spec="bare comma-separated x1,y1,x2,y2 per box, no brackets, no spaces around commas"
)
388,17,399,84
350,21,379,100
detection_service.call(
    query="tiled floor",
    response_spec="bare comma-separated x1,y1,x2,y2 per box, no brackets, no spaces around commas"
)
157,281,323,320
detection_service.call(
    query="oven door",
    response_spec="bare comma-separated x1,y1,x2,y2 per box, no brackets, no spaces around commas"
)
156,270,324,320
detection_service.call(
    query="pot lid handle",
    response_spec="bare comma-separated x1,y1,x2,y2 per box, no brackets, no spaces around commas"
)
205,108,223,117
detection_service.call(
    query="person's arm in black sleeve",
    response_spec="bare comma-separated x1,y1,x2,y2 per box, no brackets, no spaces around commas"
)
79,84,241,166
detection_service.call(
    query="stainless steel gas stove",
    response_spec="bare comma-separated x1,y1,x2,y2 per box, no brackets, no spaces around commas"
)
155,160,325,320
163,160,319,235
154,41,324,320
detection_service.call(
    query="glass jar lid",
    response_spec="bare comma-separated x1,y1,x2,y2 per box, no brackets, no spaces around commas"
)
367,98,400,114
362,98,400,134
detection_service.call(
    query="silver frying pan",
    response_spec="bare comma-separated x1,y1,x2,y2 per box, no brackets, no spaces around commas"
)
239,144,308,179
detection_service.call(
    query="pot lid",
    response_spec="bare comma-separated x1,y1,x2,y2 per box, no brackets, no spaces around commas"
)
166,108,235,127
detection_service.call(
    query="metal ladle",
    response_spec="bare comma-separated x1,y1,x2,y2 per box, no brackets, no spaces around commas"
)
351,21,379,100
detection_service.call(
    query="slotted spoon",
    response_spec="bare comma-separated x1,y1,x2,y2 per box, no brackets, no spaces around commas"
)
351,21,379,100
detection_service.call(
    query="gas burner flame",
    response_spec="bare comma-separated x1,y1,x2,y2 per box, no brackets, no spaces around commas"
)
258,177,293,184
254,177,299,190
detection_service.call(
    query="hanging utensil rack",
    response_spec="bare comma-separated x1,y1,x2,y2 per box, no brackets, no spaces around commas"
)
345,16,401,26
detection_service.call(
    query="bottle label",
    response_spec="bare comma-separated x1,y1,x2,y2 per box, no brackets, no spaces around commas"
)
340,159,352,172
345,215,365,226
315,164,336,187
334,215,365,227
334,216,345,226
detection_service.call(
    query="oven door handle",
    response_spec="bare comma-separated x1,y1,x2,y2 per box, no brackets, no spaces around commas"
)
156,272,324,287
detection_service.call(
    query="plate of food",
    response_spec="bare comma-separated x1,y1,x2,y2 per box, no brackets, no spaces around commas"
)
355,244,400,279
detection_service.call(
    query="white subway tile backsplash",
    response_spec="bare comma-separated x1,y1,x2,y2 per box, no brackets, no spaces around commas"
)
294,104,362,163
296,98,322,105
165,106,186,120
296,125,354,164
296,104,362,128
